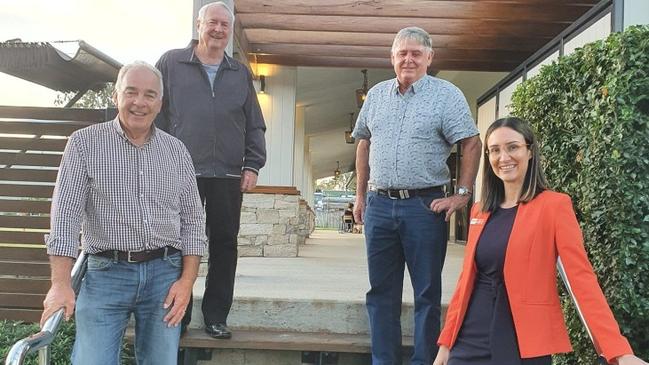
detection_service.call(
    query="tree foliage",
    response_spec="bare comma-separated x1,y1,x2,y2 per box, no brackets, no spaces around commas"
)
54,83,114,109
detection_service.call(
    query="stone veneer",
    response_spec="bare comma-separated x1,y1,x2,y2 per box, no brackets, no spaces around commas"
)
237,193,315,257
198,189,316,275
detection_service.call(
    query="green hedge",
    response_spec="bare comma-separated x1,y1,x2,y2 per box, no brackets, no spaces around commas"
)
511,25,649,363
0,320,135,364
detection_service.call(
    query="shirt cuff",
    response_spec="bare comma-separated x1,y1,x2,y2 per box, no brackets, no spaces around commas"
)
45,235,79,259
242,166,259,175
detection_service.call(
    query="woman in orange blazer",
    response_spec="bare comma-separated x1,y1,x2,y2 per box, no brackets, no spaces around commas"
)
433,118,646,365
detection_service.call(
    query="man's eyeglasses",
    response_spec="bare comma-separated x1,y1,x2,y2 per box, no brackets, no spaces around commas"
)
485,143,531,159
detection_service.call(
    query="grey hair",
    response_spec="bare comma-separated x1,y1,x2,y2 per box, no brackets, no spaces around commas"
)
114,61,164,99
198,1,235,25
391,26,433,54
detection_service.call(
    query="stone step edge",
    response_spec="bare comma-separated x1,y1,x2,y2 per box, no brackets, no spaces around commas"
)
195,296,417,307
125,328,414,353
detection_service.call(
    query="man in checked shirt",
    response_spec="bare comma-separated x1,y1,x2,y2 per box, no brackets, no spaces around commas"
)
40,61,206,365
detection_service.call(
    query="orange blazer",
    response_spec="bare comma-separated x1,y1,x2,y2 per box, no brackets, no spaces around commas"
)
438,191,633,362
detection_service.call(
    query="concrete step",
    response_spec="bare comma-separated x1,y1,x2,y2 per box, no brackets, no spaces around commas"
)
187,231,462,336
188,296,416,335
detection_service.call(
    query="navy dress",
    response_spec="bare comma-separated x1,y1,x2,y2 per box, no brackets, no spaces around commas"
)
448,206,551,365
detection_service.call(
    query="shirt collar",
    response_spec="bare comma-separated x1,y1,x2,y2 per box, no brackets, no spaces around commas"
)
185,40,238,70
111,117,157,146
392,75,429,95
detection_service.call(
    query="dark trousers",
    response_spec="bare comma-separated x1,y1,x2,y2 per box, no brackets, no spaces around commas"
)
364,190,448,365
182,178,242,327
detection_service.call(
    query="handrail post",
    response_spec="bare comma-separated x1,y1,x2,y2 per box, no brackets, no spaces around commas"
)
557,257,608,365
38,346,50,365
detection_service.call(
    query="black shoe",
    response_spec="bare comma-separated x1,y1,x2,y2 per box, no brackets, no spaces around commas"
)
205,323,232,339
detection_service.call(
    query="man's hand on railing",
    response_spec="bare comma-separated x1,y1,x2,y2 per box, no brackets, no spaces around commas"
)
40,283,75,327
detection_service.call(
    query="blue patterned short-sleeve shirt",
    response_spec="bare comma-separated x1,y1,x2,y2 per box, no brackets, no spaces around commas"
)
352,75,478,189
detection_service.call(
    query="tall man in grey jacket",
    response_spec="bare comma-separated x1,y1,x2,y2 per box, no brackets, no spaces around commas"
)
155,1,266,339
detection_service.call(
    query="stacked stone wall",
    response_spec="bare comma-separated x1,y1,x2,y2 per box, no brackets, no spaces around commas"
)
237,193,314,257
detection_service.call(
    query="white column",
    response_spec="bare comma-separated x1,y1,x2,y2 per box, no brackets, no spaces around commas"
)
256,65,298,187
293,106,306,193
304,144,315,207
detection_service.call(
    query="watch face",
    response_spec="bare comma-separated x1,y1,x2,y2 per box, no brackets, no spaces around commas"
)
458,187,470,196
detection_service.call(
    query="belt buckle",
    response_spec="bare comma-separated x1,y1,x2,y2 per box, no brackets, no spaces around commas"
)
387,189,399,200
127,251,137,263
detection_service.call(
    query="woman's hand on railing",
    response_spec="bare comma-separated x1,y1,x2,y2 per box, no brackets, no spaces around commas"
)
40,283,75,327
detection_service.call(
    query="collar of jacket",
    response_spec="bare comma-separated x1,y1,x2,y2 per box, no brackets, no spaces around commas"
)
179,39,239,71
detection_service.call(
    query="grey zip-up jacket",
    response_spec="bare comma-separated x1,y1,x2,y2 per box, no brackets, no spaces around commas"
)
155,41,266,178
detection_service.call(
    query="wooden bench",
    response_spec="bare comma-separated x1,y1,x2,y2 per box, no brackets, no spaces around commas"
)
125,328,413,365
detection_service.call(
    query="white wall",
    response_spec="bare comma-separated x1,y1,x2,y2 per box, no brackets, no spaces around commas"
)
475,97,497,202
564,13,611,56
527,50,560,80
293,106,306,194
256,65,298,187
497,76,523,118
624,0,649,29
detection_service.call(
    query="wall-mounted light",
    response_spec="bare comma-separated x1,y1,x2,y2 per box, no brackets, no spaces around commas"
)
253,74,267,94
258,75,266,94
334,161,341,178
355,69,368,108
345,112,355,144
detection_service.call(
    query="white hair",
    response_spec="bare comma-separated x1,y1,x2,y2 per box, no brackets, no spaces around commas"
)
391,27,433,54
114,61,163,99
198,1,235,25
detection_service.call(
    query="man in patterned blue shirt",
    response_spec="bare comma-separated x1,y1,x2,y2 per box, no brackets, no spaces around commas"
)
352,27,482,365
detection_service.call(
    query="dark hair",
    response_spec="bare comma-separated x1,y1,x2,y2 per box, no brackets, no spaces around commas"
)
480,117,548,212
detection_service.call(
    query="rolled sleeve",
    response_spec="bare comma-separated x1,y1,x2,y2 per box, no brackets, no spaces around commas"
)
352,95,372,140
46,133,88,258
178,147,207,256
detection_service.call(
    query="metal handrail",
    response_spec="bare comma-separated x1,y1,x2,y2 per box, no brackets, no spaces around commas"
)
557,257,609,365
5,252,88,365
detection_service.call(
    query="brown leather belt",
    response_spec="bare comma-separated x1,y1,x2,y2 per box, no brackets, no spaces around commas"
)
94,246,180,263
373,186,443,200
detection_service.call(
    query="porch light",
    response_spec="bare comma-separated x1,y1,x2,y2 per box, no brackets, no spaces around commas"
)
355,69,368,108
334,161,341,178
259,75,266,94
253,74,266,94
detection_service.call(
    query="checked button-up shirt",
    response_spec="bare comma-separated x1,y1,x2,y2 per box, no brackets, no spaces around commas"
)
46,118,206,258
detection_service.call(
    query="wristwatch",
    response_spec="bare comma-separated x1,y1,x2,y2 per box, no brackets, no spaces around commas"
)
456,185,472,197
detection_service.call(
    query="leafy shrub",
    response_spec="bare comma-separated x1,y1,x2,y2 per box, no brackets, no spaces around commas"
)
511,25,649,363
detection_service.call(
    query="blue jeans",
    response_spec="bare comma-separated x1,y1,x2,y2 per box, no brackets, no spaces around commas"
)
72,252,182,365
364,190,448,365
